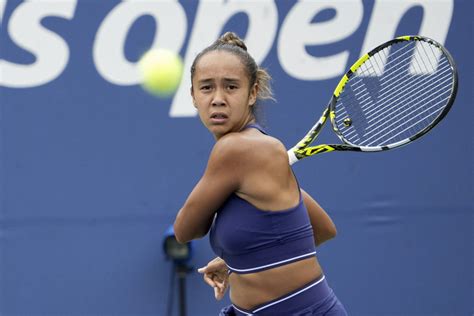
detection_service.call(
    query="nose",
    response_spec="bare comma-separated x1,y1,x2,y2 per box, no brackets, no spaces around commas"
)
211,88,226,107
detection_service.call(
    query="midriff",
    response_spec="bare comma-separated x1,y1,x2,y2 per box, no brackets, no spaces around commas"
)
228,256,322,309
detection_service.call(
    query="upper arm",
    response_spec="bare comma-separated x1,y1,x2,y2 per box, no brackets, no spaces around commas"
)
174,136,246,243
301,189,337,246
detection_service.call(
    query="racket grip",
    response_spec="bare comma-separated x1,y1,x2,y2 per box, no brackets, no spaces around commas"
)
287,150,298,165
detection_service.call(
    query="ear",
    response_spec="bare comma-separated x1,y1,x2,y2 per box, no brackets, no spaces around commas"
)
190,87,197,108
248,83,258,107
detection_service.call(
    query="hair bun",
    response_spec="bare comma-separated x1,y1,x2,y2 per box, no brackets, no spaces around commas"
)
218,32,248,51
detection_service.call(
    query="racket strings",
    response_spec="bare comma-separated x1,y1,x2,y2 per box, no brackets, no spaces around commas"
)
334,44,413,142
368,54,447,109
362,62,451,127
340,78,450,146
362,63,451,121
336,42,436,106
363,92,449,146
339,42,440,116
367,43,452,144
364,74,450,132
334,40,454,147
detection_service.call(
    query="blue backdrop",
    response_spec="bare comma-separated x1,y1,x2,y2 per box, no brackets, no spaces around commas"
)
1,1,472,315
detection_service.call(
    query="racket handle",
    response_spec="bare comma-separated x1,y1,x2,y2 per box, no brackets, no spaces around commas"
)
287,150,298,165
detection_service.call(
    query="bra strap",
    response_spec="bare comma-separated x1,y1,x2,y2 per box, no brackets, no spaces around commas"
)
244,123,267,135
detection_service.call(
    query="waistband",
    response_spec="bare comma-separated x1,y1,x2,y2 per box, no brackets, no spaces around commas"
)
223,236,317,274
226,251,316,274
231,274,330,315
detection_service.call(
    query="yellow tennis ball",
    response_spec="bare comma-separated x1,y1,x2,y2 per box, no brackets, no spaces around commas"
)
138,49,183,97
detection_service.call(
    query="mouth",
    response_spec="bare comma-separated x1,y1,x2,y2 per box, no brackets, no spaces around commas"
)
210,112,229,124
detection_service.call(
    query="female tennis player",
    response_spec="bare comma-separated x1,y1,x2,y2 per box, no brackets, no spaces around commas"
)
174,32,347,315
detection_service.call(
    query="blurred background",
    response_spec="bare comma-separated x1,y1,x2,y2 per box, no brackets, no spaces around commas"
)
0,0,472,315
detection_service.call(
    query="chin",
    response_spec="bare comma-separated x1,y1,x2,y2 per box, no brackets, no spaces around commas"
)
208,124,229,139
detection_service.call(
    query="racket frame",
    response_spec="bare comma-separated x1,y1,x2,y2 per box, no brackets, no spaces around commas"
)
288,35,458,165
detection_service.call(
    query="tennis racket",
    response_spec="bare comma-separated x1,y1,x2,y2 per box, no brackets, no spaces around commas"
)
288,35,458,165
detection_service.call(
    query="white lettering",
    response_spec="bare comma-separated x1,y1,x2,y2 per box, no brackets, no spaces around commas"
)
278,0,363,81
361,0,453,75
169,0,278,117
0,0,77,88
0,0,455,107
94,0,187,85
0,0,6,24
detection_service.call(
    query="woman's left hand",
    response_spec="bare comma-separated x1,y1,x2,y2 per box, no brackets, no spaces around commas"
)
197,257,229,300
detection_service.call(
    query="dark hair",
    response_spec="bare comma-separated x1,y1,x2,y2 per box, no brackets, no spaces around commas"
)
190,32,275,121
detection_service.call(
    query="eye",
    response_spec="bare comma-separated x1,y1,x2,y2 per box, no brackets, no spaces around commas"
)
227,84,238,90
200,85,212,91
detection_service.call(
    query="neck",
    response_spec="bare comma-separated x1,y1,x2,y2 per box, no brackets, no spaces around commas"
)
212,115,256,141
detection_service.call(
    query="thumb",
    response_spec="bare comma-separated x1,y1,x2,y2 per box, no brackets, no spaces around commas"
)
214,286,225,300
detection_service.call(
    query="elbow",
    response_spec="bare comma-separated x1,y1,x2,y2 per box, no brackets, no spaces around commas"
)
315,224,338,246
173,223,185,244
173,215,205,244
173,222,191,244
174,236,189,244
329,225,337,240
325,222,338,241
173,215,190,244
174,206,211,243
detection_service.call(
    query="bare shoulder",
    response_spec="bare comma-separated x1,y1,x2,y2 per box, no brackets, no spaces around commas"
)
219,130,296,209
211,130,289,167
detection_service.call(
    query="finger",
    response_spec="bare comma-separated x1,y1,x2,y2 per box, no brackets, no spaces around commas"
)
204,278,216,288
203,274,216,288
214,286,224,300
208,259,226,270
214,279,225,290
215,285,226,300
197,267,206,274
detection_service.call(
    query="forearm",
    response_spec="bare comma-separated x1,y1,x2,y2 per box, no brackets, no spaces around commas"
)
174,143,241,243
174,206,212,243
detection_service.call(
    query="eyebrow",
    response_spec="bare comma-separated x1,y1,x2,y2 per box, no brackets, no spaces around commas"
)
197,77,241,84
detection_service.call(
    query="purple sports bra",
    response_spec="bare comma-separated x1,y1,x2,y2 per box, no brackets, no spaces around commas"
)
208,124,316,274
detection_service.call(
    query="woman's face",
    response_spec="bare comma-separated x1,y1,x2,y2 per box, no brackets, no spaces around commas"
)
191,50,257,140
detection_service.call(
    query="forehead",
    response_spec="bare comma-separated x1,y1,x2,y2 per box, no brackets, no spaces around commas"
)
194,50,247,80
